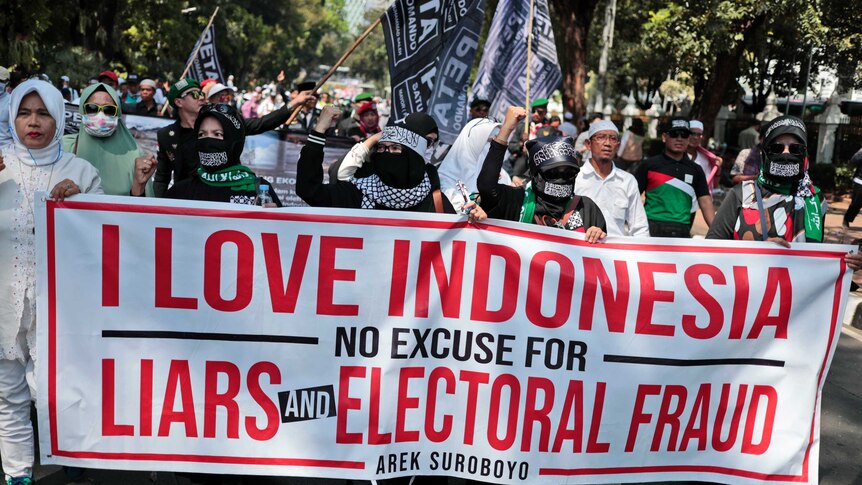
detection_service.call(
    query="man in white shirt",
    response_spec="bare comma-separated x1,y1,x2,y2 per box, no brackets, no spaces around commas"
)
574,120,650,237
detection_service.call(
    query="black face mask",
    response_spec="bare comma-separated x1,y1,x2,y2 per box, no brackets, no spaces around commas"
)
372,151,425,189
763,153,804,186
533,171,577,200
197,137,233,173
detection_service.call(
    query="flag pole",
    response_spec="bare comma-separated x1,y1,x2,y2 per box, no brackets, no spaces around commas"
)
283,17,383,128
524,0,536,137
159,7,220,116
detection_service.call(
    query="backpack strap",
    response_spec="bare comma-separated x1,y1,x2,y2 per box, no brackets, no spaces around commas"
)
432,189,445,213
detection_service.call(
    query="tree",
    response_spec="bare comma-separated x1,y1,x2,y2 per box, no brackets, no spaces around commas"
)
2,0,351,90
548,0,601,121
344,7,389,92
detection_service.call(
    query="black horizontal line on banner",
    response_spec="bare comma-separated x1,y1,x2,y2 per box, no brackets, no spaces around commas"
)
102,330,318,345
603,354,785,367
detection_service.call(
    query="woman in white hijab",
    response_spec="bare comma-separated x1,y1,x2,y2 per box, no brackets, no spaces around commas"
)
437,117,512,212
0,80,102,485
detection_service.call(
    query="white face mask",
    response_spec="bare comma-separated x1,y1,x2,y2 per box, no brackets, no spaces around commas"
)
82,112,119,138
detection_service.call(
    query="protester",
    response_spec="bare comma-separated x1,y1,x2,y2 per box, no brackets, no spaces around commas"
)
124,78,162,116
615,118,645,173
468,98,491,119
559,112,577,137
730,135,762,185
506,99,550,184
298,106,488,222
63,83,155,196
240,91,259,119
635,117,714,237
154,78,315,196
336,92,373,136
165,104,280,206
738,119,761,149
348,101,381,141
333,112,440,183
0,80,104,485
843,147,862,229
97,70,119,90
256,88,282,117
153,78,206,195
288,81,320,132
59,75,79,103
574,112,604,160
207,83,236,105
478,106,607,241
200,78,218,99
438,117,512,212
687,119,722,190
575,120,649,237
122,73,141,104
708,116,862,271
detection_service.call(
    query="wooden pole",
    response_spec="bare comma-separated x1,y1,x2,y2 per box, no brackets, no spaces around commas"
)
283,17,384,128
159,7,220,116
524,0,536,137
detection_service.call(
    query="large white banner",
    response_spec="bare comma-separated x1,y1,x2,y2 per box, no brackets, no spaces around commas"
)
36,195,852,484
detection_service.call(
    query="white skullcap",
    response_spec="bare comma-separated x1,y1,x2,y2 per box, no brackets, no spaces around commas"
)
689,120,704,130
588,120,620,138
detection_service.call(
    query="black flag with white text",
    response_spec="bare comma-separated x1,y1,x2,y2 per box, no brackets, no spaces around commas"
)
186,24,225,83
382,0,486,144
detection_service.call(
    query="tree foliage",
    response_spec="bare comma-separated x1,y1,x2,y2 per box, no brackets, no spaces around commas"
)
2,0,351,89
4,0,861,124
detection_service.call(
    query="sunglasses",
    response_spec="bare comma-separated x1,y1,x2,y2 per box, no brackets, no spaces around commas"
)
542,167,578,179
181,90,204,100
766,142,806,156
83,103,119,117
666,130,690,139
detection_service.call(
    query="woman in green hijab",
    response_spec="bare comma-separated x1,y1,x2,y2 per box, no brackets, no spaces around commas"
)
63,83,156,196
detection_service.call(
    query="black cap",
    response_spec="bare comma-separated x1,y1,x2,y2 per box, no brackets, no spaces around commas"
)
127,74,140,83
763,115,807,146
662,117,690,134
404,112,438,137
294,81,316,92
527,136,579,173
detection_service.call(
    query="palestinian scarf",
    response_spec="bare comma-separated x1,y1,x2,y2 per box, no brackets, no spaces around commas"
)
352,173,432,209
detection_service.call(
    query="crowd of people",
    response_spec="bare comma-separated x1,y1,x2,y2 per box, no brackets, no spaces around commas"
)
1,63,862,485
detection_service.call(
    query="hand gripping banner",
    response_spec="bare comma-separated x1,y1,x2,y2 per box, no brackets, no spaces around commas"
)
35,195,852,484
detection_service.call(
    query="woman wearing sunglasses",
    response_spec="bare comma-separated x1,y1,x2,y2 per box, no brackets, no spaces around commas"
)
707,115,862,269
63,82,156,196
